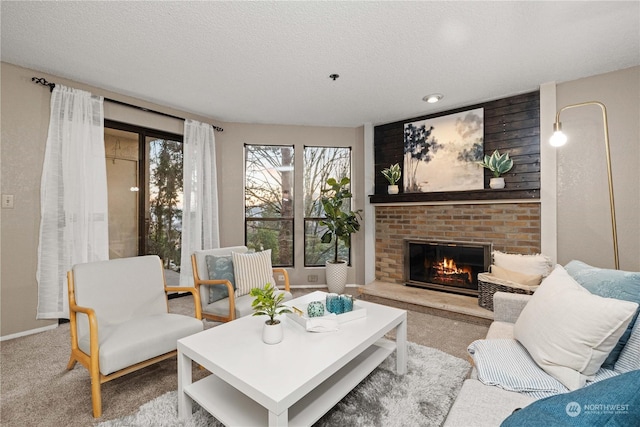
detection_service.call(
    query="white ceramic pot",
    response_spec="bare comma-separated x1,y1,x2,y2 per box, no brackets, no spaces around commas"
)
489,177,505,189
387,185,399,195
326,260,348,294
262,320,283,345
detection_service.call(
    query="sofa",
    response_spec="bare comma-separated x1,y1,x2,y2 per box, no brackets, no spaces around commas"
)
444,261,640,426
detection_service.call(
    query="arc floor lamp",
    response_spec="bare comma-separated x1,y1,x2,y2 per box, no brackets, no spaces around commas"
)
550,101,619,270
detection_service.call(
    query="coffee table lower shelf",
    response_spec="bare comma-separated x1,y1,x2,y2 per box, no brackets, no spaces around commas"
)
183,338,396,426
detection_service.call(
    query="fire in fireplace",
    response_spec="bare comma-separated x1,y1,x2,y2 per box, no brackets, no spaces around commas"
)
404,239,492,296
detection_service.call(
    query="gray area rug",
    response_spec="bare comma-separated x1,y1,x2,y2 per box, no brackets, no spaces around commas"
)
97,342,470,427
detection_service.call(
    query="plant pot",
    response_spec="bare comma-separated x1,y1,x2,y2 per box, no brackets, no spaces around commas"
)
262,320,283,345
326,260,348,294
489,177,505,189
387,185,399,195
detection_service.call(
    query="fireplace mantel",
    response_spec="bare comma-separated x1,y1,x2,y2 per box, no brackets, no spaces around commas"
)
369,188,539,204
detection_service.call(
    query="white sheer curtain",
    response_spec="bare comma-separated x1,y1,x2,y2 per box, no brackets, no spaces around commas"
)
37,85,109,319
180,119,220,287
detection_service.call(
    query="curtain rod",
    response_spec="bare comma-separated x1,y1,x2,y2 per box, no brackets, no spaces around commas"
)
32,77,223,132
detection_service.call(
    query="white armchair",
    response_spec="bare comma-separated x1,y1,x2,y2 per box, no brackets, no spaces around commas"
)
66,255,203,417
191,246,292,323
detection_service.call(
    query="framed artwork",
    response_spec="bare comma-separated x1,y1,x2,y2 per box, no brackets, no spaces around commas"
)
403,108,484,193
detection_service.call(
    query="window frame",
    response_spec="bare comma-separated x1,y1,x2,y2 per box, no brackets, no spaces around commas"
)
303,145,353,267
243,143,295,268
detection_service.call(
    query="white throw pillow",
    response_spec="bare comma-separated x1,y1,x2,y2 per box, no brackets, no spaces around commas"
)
514,264,638,391
232,250,276,297
493,250,553,277
490,264,543,287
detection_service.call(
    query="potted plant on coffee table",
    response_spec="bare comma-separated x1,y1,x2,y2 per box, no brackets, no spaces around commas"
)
319,177,362,294
479,150,514,189
381,163,401,194
250,283,292,344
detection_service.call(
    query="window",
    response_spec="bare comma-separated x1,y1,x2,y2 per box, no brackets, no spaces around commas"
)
243,145,353,268
104,121,183,273
244,145,294,267
303,146,352,266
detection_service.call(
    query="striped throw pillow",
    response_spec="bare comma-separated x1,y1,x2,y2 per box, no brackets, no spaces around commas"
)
232,250,275,297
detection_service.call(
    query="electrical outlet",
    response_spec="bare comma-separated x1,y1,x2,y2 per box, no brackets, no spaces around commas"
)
2,194,14,209
308,274,318,283
277,274,285,282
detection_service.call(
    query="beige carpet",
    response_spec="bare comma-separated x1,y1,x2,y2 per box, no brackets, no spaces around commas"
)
0,290,488,426
97,342,471,427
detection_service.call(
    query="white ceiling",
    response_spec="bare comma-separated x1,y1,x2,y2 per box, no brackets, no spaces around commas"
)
2,1,639,128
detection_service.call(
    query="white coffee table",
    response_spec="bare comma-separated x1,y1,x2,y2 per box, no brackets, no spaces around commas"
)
177,291,407,426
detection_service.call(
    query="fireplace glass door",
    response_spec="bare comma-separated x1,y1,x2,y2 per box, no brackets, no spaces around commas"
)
405,240,491,296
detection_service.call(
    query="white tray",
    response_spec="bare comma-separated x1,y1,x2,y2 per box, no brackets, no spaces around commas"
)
286,302,367,329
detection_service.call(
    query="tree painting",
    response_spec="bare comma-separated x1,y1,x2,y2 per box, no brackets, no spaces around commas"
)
403,123,442,192
403,108,484,192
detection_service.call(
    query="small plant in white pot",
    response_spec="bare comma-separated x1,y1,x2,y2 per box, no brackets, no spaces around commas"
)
479,150,514,189
250,283,292,344
319,177,362,294
381,163,401,194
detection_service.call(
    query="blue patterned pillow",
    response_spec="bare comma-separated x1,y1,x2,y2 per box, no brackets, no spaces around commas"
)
205,255,236,304
501,370,640,427
615,314,640,373
565,260,640,369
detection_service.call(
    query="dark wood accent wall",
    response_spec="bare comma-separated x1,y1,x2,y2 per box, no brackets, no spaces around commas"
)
371,91,540,203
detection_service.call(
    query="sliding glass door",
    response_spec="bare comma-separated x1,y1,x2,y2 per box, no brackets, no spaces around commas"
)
104,121,184,278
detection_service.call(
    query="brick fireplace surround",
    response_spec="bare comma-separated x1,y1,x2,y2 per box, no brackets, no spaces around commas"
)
375,203,542,284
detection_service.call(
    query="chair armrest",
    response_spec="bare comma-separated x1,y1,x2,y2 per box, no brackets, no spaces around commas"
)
191,278,236,321
493,292,532,323
68,301,100,363
70,301,95,316
272,268,290,292
192,279,235,299
165,286,203,319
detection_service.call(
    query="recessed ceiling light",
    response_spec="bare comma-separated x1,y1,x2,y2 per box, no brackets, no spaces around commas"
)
423,93,443,103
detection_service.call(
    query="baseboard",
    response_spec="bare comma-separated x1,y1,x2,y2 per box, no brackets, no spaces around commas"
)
291,284,359,289
291,284,327,289
0,322,58,342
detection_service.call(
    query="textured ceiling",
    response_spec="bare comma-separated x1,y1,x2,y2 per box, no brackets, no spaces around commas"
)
2,1,639,127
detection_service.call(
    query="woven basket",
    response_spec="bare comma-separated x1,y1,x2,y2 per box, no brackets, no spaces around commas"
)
477,272,538,311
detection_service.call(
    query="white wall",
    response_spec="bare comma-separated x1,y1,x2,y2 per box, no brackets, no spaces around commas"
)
555,66,640,270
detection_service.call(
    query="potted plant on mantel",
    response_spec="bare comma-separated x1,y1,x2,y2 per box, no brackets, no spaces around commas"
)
479,150,514,189
319,177,362,294
381,163,401,194
250,283,292,344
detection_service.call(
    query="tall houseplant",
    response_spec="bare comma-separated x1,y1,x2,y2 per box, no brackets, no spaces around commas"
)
319,177,362,293
479,150,513,189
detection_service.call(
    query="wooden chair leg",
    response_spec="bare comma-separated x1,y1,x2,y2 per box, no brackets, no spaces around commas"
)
91,376,102,418
90,366,102,417
66,355,77,370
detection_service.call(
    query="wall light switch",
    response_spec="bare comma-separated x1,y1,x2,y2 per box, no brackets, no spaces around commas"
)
2,194,14,209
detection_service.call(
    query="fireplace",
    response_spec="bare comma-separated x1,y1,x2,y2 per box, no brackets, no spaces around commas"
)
404,239,492,296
